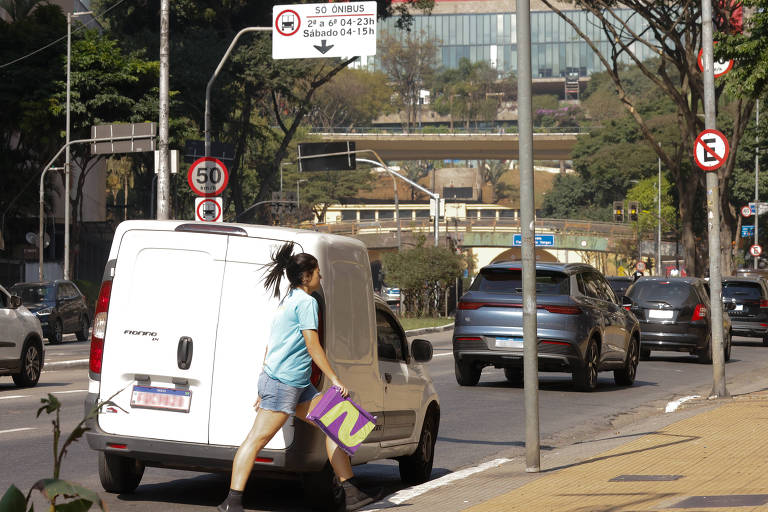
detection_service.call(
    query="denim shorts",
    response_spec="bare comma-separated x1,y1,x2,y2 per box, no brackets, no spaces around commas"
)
257,372,320,415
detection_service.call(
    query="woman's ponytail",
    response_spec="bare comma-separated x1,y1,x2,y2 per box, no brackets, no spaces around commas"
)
263,242,295,298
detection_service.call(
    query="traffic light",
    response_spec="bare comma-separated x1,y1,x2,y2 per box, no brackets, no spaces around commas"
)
629,201,639,221
613,201,624,222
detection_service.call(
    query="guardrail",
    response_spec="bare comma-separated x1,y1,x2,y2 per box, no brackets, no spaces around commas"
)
309,126,591,135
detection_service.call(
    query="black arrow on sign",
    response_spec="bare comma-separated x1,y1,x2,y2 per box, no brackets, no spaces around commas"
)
314,40,334,54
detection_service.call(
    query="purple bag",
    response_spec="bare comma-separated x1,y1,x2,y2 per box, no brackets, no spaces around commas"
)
306,386,377,456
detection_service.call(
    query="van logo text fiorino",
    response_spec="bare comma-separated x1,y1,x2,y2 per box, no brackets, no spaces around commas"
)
124,330,159,342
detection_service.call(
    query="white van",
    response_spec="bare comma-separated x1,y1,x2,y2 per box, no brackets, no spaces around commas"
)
84,220,439,507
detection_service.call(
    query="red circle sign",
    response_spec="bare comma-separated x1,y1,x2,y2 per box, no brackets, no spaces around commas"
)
275,9,301,36
742,205,753,218
188,157,229,197
196,199,222,222
750,244,763,257
636,261,646,272
697,45,734,78
694,129,730,171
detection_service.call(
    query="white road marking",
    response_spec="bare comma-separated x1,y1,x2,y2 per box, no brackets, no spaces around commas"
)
665,395,700,413
0,395,28,400
52,389,88,395
433,352,453,358
369,457,513,508
0,428,36,435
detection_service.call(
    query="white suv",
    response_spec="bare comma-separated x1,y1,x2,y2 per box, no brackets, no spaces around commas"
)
0,284,44,387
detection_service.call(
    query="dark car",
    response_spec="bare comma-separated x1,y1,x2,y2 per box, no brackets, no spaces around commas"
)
722,276,768,344
625,277,731,363
453,262,641,391
606,276,633,298
10,280,90,344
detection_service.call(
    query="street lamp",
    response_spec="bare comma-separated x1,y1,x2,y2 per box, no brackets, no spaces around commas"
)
363,161,402,251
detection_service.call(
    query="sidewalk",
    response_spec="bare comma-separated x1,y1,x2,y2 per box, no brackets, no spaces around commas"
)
370,389,768,512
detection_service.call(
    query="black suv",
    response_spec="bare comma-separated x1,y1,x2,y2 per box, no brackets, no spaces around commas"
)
10,280,90,344
722,276,768,344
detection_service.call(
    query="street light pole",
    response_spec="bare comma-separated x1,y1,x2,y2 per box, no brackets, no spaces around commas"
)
658,146,662,276
157,0,171,220
755,99,760,269
64,12,71,279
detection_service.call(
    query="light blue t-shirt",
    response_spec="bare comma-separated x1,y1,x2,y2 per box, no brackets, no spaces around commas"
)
264,288,318,388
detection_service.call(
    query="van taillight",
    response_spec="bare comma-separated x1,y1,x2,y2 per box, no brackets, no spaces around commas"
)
692,304,707,321
90,280,113,376
760,300,768,308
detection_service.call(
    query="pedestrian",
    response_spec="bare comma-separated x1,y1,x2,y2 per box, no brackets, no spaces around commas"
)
217,242,379,512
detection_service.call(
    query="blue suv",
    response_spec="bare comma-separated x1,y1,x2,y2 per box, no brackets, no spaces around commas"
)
453,262,640,391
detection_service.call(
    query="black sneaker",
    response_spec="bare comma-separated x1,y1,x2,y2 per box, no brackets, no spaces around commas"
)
217,502,244,512
342,479,382,511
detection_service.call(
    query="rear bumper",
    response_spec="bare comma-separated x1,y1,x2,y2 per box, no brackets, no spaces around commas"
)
83,393,327,474
729,320,768,338
453,347,578,372
639,324,707,352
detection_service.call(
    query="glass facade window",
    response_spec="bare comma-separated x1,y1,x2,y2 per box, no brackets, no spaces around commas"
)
341,211,357,221
415,209,430,218
499,209,517,218
372,9,657,78
378,210,395,220
399,210,414,220
480,209,497,218
359,210,376,221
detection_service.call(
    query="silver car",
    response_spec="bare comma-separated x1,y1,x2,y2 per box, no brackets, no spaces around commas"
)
453,262,640,391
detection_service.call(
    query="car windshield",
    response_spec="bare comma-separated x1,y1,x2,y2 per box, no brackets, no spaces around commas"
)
628,281,698,307
470,268,570,295
607,279,631,297
722,281,763,301
11,285,55,303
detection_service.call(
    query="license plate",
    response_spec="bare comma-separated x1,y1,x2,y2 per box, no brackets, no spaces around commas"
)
130,385,192,413
648,309,673,319
734,304,744,311
496,337,524,348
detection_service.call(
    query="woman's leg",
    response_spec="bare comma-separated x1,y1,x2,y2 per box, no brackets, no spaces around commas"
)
295,395,354,481
230,409,290,491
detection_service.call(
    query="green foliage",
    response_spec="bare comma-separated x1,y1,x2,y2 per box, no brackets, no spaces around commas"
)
626,176,677,236
309,68,394,129
382,240,464,317
716,0,768,99
480,160,514,203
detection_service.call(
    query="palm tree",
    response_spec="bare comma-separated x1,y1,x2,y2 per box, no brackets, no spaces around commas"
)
0,0,46,22
482,160,513,203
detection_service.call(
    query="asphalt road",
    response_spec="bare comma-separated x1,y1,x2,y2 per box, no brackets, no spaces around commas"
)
3,331,768,511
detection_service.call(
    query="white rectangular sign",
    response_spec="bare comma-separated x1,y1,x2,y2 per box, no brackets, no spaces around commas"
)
272,2,377,60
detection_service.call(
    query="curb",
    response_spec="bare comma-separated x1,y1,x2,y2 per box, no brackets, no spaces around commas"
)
43,359,90,371
405,323,454,336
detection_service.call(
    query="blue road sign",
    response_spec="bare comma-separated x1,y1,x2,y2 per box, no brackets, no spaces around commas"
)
742,225,755,237
513,234,555,246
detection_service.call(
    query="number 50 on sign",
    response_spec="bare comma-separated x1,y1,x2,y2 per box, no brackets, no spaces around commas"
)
188,157,229,197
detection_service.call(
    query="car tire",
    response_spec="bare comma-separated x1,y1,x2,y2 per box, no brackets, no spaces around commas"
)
454,360,481,386
762,333,768,347
98,452,144,493
504,367,523,385
399,409,438,485
697,336,713,364
75,315,90,342
724,331,732,362
640,347,651,360
301,461,343,512
614,336,639,386
573,338,599,391
50,319,63,345
12,340,43,387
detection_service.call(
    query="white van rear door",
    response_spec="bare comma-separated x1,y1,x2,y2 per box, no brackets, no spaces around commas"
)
98,229,227,443
209,235,294,449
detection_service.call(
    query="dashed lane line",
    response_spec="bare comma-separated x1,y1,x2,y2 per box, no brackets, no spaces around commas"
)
0,395,28,400
52,389,88,395
0,428,36,435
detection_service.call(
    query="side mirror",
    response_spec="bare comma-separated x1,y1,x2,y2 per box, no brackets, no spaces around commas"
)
621,296,633,309
9,295,22,309
411,338,433,363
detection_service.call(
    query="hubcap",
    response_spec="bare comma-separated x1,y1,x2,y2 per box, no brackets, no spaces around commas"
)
25,346,40,381
55,321,62,342
627,342,637,379
587,344,598,386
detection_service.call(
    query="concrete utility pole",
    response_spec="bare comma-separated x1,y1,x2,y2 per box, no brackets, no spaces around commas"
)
64,12,72,279
701,0,728,398
658,145,662,276
156,0,171,220
755,99,760,269
517,0,540,472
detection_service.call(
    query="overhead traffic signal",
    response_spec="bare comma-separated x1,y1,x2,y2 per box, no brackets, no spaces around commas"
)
628,201,639,221
613,201,624,223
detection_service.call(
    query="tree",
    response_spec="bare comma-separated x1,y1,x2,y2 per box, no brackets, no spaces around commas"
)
540,0,756,276
481,160,514,203
309,68,394,130
399,160,433,200
379,31,438,133
382,239,464,317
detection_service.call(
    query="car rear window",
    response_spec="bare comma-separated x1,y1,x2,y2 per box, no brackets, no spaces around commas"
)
628,281,699,307
470,268,570,295
722,281,763,300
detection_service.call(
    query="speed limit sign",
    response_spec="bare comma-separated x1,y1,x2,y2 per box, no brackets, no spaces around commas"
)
188,157,229,197
636,261,646,272
742,205,753,218
750,244,763,257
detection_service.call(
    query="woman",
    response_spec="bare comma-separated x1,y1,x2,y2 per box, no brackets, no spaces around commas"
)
217,242,378,512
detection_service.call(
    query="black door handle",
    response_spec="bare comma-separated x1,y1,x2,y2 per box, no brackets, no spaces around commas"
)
177,336,193,370
384,372,392,383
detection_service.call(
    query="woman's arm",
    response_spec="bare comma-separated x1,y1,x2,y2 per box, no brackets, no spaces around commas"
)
302,329,349,397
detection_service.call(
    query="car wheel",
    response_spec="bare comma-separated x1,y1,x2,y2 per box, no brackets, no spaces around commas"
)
50,319,63,345
12,340,43,387
504,367,523,385
301,461,343,511
762,333,768,347
724,331,732,362
98,452,144,493
640,347,651,361
614,337,639,386
75,315,90,342
573,338,599,391
399,410,438,485
697,336,713,364
454,360,481,386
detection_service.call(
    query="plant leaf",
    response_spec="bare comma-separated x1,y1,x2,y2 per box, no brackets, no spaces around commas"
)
0,485,27,512
53,499,93,512
36,394,61,418
29,481,106,511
